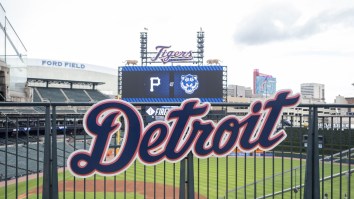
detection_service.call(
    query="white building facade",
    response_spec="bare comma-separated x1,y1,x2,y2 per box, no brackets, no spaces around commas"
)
26,58,118,96
301,83,325,102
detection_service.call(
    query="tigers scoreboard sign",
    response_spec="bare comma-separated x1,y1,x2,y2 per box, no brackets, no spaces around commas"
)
120,66,225,102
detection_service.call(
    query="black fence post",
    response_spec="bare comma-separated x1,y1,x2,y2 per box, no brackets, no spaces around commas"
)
179,158,186,199
304,107,320,199
42,105,59,199
42,105,51,199
179,152,195,199
187,153,195,199
51,106,59,199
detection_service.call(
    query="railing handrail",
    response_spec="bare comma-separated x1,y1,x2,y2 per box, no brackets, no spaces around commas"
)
1,102,354,108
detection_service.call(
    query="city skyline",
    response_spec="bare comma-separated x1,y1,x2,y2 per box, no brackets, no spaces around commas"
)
2,0,354,102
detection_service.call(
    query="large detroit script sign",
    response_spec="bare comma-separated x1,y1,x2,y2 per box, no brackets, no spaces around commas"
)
68,90,301,178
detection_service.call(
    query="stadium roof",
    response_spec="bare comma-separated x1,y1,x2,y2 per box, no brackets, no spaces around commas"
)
27,78,105,86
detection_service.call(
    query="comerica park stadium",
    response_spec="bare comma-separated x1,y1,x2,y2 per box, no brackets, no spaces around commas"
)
0,3,353,199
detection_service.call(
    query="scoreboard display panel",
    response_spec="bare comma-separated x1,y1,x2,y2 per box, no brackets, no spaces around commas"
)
121,66,225,102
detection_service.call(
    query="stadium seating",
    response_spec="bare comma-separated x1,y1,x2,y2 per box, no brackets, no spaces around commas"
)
62,89,91,102
33,87,108,103
23,87,109,116
33,90,42,102
36,88,66,102
0,108,19,114
85,90,108,102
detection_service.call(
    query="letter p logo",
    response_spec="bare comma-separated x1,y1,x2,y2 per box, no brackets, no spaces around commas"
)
150,77,160,92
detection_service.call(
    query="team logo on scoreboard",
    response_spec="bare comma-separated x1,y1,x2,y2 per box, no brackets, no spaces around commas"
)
151,45,193,63
181,74,199,94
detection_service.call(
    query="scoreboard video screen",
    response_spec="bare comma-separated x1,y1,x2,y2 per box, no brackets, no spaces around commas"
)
120,66,225,102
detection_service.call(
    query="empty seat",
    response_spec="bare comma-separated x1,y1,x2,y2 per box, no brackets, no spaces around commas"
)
36,88,67,102
33,89,42,102
85,90,108,101
63,89,90,102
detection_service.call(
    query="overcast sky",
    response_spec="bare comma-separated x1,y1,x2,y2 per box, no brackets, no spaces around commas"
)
2,0,354,102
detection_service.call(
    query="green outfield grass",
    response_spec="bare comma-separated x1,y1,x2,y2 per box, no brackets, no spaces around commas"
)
1,156,353,199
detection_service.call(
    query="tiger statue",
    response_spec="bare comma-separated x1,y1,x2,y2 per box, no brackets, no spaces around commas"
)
180,74,199,94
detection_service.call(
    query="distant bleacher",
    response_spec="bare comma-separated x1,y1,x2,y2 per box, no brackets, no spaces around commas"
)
33,89,42,102
0,78,111,115
0,86,109,115
36,87,67,102
84,89,108,101
62,89,91,102
28,78,109,103
33,87,108,103
0,107,39,115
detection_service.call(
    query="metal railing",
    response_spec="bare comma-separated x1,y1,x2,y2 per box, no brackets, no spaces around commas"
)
0,102,353,199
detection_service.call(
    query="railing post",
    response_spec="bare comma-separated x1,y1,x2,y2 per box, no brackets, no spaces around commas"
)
51,106,59,199
179,152,195,199
42,105,51,199
304,107,320,199
179,158,186,199
42,105,59,199
187,153,195,199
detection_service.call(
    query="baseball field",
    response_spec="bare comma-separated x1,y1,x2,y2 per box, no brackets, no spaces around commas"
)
1,155,353,199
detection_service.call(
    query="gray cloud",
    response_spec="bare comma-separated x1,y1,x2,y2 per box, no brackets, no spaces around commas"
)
234,4,354,45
